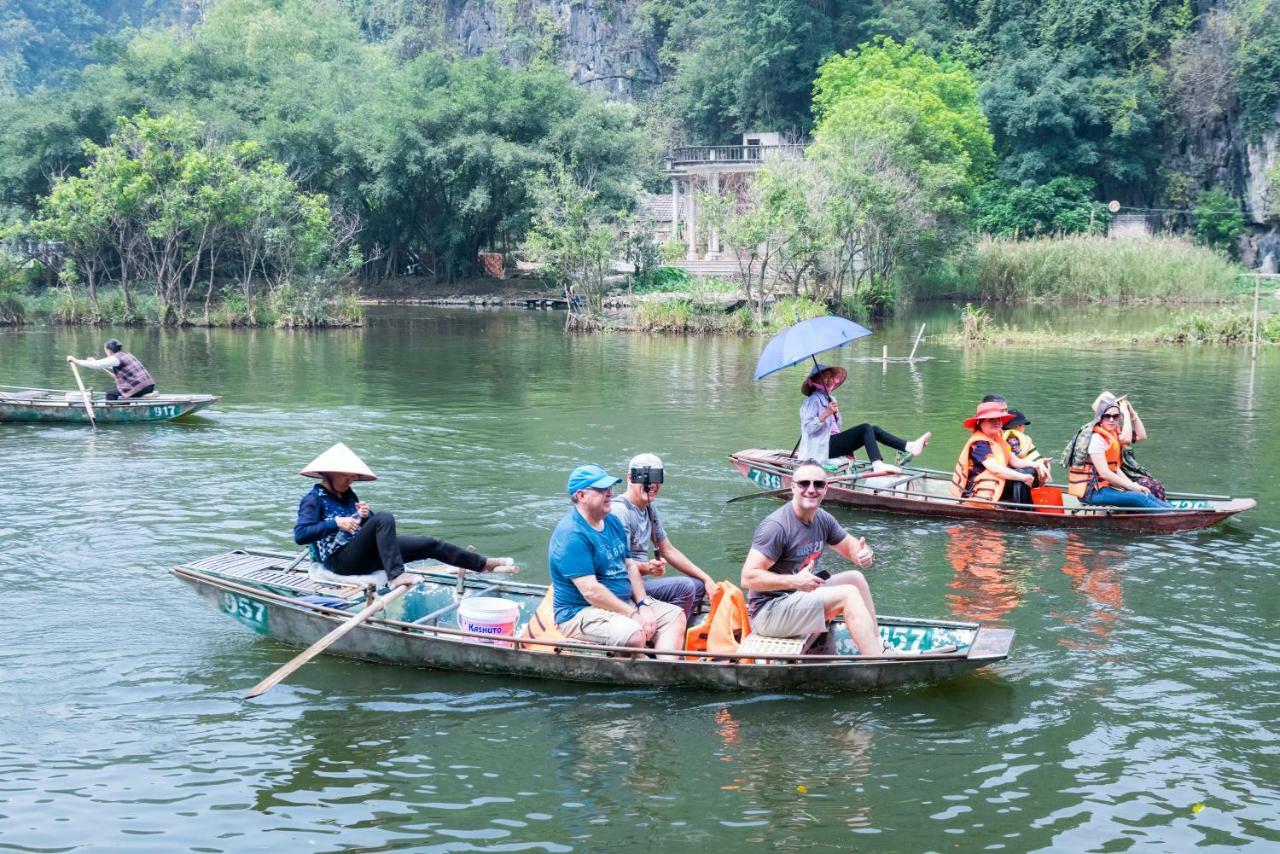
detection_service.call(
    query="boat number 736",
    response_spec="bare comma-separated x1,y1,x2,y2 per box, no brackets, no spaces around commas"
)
747,468,783,491
221,592,269,633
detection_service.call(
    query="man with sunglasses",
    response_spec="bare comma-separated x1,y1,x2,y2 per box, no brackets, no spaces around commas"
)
1067,400,1173,510
610,453,717,621
548,464,687,657
740,460,889,657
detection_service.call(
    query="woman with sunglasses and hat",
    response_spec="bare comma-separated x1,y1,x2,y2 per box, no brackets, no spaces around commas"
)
1066,400,1173,510
798,363,930,474
1062,392,1165,501
293,442,516,587
950,400,1048,507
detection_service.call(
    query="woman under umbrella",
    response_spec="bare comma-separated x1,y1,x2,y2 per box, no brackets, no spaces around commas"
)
798,364,930,473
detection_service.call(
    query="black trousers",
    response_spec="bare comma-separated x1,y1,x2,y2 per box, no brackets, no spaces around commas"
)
325,512,488,580
106,384,155,401
1001,467,1038,506
828,423,907,463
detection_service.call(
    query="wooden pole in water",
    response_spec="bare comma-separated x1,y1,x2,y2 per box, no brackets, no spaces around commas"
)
1252,273,1260,364
908,323,926,362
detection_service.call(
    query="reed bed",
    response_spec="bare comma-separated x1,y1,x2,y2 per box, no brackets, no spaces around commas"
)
972,235,1242,302
941,304,1279,347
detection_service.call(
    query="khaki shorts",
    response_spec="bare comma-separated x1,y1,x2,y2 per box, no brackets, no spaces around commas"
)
750,591,828,637
558,601,684,647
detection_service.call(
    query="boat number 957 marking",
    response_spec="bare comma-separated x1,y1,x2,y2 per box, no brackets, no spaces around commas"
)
150,405,180,418
221,592,269,634
747,468,783,491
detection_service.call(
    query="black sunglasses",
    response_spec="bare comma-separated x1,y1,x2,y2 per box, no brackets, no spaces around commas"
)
794,479,828,490
1101,412,1121,420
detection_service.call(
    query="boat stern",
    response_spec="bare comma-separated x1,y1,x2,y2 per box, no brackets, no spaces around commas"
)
967,626,1015,662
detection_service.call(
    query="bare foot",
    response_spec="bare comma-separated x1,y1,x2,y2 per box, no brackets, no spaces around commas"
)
870,460,902,475
483,557,519,573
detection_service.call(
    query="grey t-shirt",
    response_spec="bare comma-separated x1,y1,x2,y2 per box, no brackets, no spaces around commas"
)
610,496,667,560
746,504,848,618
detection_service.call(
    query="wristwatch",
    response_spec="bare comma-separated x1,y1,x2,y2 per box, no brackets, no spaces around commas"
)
635,598,653,608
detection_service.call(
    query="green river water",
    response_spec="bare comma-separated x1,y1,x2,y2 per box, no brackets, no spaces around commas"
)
1,305,1277,851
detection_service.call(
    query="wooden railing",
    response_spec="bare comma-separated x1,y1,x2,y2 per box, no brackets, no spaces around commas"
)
670,144,805,165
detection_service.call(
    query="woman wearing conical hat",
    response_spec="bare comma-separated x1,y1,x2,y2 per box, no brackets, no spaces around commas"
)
293,443,515,586
799,364,931,473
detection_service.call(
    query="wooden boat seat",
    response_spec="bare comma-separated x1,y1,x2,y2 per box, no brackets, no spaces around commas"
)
737,631,823,660
872,472,926,492
184,550,366,598
6,390,46,400
307,565,388,588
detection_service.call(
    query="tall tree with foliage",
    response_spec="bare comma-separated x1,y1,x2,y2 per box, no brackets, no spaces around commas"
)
28,111,356,325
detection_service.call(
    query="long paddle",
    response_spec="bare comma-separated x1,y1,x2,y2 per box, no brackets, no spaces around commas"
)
68,361,96,429
244,582,410,699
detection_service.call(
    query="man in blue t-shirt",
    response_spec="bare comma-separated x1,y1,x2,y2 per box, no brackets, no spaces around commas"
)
548,464,686,657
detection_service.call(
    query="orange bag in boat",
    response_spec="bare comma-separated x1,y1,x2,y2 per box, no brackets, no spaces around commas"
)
685,581,751,660
518,588,568,652
1030,486,1065,514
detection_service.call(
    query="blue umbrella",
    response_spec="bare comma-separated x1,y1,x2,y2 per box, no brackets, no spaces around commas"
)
753,316,873,381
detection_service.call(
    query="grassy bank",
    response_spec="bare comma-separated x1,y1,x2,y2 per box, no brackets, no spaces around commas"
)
0,287,363,328
941,304,1280,347
621,295,831,334
965,234,1243,302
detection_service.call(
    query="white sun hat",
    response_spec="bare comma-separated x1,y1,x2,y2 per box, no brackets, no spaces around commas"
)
299,442,378,481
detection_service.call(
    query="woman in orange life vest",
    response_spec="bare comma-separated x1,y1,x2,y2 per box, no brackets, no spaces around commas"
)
949,400,1047,506
1067,400,1173,510
979,394,1050,484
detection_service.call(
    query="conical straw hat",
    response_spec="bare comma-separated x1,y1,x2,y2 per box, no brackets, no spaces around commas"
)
299,442,378,481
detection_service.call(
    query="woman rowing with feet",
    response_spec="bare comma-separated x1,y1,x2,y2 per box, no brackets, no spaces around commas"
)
293,442,517,587
797,363,931,474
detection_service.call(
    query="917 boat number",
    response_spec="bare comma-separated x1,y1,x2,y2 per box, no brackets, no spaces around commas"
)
221,592,269,633
747,468,783,490
150,405,180,418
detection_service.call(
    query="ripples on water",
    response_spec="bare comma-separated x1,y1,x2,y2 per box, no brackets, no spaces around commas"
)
1,309,1277,849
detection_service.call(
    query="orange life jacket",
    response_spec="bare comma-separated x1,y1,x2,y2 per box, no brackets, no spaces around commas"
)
685,581,750,660
1067,425,1121,499
518,587,568,652
1004,427,1043,464
949,431,1009,506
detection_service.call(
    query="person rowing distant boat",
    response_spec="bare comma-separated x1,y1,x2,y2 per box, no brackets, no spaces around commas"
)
798,363,930,474
66,338,156,400
292,442,516,587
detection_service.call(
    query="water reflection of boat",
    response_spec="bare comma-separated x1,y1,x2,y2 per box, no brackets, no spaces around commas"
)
1058,534,1124,643
730,449,1256,535
174,549,1015,693
0,388,218,423
944,525,1026,622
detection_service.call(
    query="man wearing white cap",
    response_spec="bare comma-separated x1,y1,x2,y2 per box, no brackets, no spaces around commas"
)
610,453,715,621
548,464,686,657
293,443,515,586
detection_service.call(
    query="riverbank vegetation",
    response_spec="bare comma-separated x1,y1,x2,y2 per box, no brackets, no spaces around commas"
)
945,303,1279,347
1,0,1277,330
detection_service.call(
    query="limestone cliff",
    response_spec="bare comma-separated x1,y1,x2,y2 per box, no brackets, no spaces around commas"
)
440,0,659,100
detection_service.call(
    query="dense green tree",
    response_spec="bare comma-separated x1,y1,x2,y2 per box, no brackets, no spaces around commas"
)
28,112,353,324
1191,186,1246,257
972,176,1107,237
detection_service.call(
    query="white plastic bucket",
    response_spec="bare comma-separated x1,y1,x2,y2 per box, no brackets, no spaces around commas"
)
457,597,519,647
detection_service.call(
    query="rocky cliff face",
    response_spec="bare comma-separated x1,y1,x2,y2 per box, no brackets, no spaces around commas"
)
443,0,660,100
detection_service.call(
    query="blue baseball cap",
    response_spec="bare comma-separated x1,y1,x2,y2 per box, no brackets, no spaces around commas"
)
567,464,621,495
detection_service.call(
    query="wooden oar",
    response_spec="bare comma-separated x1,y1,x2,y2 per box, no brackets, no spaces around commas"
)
68,361,95,429
244,582,411,699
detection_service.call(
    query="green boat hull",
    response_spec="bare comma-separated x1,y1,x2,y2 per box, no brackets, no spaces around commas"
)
0,390,219,423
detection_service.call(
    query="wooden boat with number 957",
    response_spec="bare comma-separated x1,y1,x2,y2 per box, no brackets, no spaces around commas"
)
173,548,1015,692
730,449,1256,535
0,387,218,423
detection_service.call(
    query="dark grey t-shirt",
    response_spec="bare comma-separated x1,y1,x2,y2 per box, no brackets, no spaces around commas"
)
746,505,848,618
610,496,667,560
